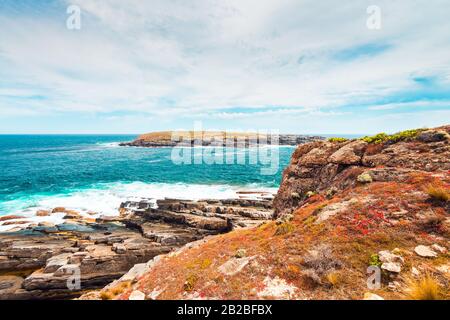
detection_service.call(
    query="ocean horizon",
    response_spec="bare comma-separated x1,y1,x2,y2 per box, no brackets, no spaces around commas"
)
0,134,298,230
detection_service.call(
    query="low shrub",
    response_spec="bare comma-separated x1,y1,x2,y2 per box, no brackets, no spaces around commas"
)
328,137,348,143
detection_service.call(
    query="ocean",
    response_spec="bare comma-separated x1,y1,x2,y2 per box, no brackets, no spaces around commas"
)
0,135,295,228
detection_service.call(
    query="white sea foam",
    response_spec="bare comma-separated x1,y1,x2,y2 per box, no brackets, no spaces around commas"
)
0,182,277,232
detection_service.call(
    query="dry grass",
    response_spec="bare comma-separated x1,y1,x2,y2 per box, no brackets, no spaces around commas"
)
99,281,131,300
325,271,342,287
425,184,450,202
405,274,442,300
274,222,295,236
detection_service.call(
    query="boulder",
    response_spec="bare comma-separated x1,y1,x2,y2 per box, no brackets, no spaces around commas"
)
329,140,367,165
128,290,146,300
363,292,384,300
36,210,51,217
0,215,25,222
417,130,450,143
414,245,437,258
379,250,404,273
218,256,255,276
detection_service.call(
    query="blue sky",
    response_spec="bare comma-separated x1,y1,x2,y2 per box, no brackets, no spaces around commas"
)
0,0,449,134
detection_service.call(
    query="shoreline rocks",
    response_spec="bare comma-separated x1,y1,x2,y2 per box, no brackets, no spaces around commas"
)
0,197,273,300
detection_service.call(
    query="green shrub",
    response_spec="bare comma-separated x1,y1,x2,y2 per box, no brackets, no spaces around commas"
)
369,254,382,267
328,137,348,143
361,128,425,144
361,133,389,144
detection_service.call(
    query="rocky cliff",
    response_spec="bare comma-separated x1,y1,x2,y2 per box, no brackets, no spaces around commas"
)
273,126,450,217
88,126,449,300
120,131,324,147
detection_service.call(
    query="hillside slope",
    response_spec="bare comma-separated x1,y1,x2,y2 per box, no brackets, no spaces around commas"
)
87,126,449,300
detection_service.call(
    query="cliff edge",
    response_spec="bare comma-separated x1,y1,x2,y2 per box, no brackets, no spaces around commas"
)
84,126,449,300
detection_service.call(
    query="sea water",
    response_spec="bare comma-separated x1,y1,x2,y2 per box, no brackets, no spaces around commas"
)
0,135,294,227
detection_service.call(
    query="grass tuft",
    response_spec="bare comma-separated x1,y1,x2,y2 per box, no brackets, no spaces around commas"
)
406,274,442,300
425,184,450,202
274,222,295,236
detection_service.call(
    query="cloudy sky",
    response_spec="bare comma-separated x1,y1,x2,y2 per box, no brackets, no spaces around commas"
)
0,0,449,134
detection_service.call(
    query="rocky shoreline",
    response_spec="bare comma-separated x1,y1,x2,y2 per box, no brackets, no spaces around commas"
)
119,131,324,147
0,194,274,300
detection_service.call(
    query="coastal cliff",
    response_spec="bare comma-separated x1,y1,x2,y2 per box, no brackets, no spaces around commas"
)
120,131,324,147
87,126,449,300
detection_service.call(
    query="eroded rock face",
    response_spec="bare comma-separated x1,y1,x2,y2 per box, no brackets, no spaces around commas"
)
0,197,273,300
273,125,450,217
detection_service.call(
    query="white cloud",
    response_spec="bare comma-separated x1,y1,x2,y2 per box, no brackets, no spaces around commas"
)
0,0,449,127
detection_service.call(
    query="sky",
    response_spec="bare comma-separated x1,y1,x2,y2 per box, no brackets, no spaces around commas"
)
0,0,449,134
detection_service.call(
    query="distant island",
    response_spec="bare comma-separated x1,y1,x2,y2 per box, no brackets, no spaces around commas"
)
119,131,325,147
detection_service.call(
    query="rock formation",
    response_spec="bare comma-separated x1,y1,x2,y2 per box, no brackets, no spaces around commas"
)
273,126,450,217
119,131,324,147
84,126,449,300
0,197,273,299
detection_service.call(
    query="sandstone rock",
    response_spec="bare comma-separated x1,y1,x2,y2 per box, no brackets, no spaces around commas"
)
329,140,367,165
379,250,404,273
257,276,297,299
299,142,339,166
218,256,255,276
112,243,127,254
0,215,25,222
414,245,437,258
36,210,51,217
363,292,384,300
431,244,447,254
273,125,450,217
44,253,72,273
52,207,66,213
381,262,402,273
63,210,81,220
1,220,29,226
128,290,146,300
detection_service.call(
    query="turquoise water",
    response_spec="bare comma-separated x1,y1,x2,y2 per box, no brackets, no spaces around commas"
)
0,135,294,217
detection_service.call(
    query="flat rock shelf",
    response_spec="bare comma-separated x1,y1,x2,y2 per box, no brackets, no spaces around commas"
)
0,196,274,300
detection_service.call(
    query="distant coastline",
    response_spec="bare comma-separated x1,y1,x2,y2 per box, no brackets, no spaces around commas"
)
119,131,325,147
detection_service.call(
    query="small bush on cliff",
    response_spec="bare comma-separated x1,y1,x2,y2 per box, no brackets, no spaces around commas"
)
328,137,348,143
362,133,389,144
361,129,425,144
369,254,382,267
